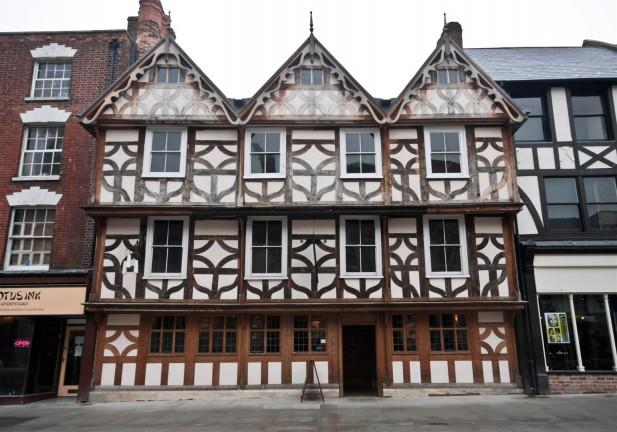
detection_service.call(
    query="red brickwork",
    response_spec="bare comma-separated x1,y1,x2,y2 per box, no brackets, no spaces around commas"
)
549,373,617,394
0,31,132,270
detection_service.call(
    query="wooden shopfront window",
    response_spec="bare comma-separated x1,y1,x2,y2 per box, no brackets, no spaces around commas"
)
150,316,185,354
293,315,326,353
392,314,417,352
198,316,237,354
429,313,468,352
250,315,280,354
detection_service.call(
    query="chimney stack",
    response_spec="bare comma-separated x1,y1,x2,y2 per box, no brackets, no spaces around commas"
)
444,21,463,47
133,0,175,56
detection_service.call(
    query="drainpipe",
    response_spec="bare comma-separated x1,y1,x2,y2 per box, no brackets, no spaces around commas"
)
108,39,120,85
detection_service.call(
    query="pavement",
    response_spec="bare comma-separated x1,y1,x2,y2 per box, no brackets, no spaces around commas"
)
0,393,616,432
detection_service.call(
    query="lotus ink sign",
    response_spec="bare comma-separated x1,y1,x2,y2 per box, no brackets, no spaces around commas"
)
0,287,86,316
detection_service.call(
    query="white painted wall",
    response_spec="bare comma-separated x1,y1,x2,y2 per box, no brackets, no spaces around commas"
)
550,87,572,142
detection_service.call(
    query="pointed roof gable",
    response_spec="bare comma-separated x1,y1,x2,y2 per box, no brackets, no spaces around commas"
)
81,37,238,125
388,32,525,124
239,35,386,123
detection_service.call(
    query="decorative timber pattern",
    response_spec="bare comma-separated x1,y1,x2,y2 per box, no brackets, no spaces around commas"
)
477,311,512,384
474,217,508,297
388,218,422,298
102,218,141,299
99,314,141,387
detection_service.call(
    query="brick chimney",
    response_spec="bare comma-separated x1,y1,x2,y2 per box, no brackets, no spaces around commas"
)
133,0,175,56
444,21,463,47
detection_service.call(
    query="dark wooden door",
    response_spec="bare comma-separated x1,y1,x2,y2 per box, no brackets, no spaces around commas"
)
342,325,377,395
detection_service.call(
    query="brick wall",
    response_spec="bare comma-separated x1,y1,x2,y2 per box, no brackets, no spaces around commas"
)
549,373,617,394
0,31,132,270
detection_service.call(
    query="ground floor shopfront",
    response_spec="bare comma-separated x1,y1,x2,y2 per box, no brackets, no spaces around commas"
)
0,275,87,404
86,307,521,401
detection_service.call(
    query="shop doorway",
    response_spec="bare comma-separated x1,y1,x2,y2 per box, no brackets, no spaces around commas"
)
57,326,84,397
342,325,377,396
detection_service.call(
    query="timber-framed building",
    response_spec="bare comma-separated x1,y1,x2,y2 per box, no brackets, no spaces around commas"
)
77,21,526,401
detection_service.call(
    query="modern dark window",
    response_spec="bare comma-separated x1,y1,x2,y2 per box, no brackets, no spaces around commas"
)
429,313,468,352
32,61,71,98
249,132,282,175
20,127,63,177
544,178,582,231
157,67,181,83
150,316,185,354
571,92,610,141
198,316,237,353
7,208,55,269
436,68,459,85
293,315,326,353
425,127,467,177
150,219,185,274
300,67,324,85
250,315,280,353
513,96,548,141
343,131,377,175
392,314,417,352
149,131,182,173
426,217,466,275
583,177,617,230
250,220,283,275
343,218,378,274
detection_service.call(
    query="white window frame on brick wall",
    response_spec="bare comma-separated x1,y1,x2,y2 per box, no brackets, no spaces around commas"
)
424,126,469,179
339,128,383,179
4,207,56,271
339,215,383,279
245,216,288,280
423,215,470,279
16,125,64,181
142,128,188,178
144,216,190,280
29,60,73,100
244,129,287,179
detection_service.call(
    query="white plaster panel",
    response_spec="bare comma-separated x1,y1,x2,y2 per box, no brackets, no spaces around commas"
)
516,148,534,170
268,362,282,385
410,361,422,384
121,363,136,386
145,363,162,386
292,130,335,140
388,218,417,234
474,217,503,234
106,314,140,326
499,360,511,383
482,361,494,384
430,361,449,384
537,147,556,169
478,311,504,323
551,87,572,142
106,129,139,142
292,361,307,384
557,146,576,169
516,176,542,235
474,127,502,138
455,360,474,383
247,362,261,385
392,361,404,384
100,363,116,386
168,363,185,386
194,363,213,386
106,218,141,236
195,129,237,141
219,362,238,386
313,361,328,384
292,219,335,235
389,128,418,140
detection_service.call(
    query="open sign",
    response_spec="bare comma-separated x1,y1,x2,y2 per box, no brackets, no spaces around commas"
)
13,339,32,349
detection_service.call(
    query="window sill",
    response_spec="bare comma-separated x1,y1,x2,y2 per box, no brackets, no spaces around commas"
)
12,175,60,182
24,96,70,102
4,266,50,272
141,173,186,179
426,174,470,180
245,275,288,281
243,174,286,180
340,174,383,180
339,274,383,279
426,273,470,279
143,273,187,280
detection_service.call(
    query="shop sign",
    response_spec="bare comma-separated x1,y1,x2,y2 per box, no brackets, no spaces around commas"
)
544,312,571,344
0,286,86,316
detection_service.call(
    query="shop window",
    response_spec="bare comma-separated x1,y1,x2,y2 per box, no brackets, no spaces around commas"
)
245,130,286,178
250,315,280,354
583,177,617,230
424,216,468,277
150,316,185,354
0,318,34,395
31,61,71,99
571,92,610,141
293,315,326,353
512,95,549,142
143,129,187,178
539,295,578,371
340,130,382,178
144,217,189,279
429,313,468,352
544,178,581,231
392,314,417,352
424,126,468,178
198,316,237,353
246,217,287,279
300,67,324,85
6,208,55,270
573,295,614,371
340,216,382,277
19,126,63,178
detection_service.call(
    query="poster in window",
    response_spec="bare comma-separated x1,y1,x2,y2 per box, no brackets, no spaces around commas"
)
544,312,570,344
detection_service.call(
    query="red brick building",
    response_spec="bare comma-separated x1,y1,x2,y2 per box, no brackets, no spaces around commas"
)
0,0,172,404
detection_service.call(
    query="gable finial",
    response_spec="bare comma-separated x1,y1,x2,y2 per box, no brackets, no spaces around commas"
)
443,12,447,27
310,11,314,34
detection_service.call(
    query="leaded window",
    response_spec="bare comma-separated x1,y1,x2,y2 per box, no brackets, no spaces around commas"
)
150,316,185,354
429,313,468,352
250,315,280,353
198,316,237,353
293,315,326,353
392,314,417,352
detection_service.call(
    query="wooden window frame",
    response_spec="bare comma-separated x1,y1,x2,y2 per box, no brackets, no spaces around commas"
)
435,67,459,85
245,216,288,280
197,316,238,354
428,312,469,353
142,128,188,178
423,215,469,278
339,128,383,179
339,215,383,279
249,315,281,355
392,314,418,353
424,125,469,179
149,315,186,354
244,128,286,179
292,315,327,354
144,216,190,280
299,67,325,86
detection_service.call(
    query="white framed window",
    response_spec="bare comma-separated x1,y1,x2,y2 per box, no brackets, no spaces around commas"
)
299,67,324,85
423,215,469,278
436,68,459,85
424,126,469,179
143,128,187,178
244,129,286,179
157,67,181,83
144,217,189,279
245,217,288,279
339,216,382,278
17,126,63,179
30,61,72,99
5,208,55,270
340,129,382,179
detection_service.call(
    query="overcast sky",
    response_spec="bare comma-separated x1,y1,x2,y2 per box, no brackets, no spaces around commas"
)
4,0,617,98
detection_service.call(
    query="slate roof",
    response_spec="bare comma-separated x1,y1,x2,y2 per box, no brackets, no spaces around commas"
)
465,46,617,82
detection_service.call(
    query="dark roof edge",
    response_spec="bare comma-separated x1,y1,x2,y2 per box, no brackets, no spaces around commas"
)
582,39,617,51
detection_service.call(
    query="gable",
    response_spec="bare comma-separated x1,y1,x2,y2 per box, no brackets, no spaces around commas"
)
81,38,238,125
389,38,524,123
240,36,386,123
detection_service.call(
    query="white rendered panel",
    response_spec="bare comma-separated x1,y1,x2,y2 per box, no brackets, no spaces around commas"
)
268,362,282,385
550,87,572,142
430,361,449,384
291,362,307,384
410,361,422,384
167,363,185,386
247,362,261,385
499,360,511,383
144,363,162,386
454,360,474,383
121,363,136,386
313,361,328,384
100,363,116,386
482,360,494,384
392,361,404,384
219,362,238,386
194,363,213,386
